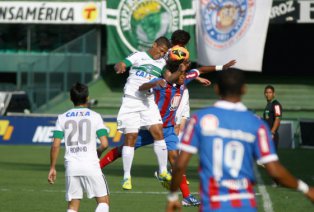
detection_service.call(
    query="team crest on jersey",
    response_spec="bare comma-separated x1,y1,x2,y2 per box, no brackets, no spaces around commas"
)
200,114,219,133
201,0,255,49
170,94,181,111
117,0,182,52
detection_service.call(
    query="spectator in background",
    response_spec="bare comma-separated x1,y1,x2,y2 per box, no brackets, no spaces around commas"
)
166,69,314,212
263,85,282,152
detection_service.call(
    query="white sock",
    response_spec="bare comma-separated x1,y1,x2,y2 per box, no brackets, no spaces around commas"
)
178,131,183,142
95,203,109,212
67,210,77,212
154,140,168,173
122,146,134,179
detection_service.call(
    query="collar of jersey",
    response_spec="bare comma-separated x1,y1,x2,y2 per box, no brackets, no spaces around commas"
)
214,100,247,111
145,51,154,59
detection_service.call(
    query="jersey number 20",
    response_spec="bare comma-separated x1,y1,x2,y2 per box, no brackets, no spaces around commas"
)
65,119,91,146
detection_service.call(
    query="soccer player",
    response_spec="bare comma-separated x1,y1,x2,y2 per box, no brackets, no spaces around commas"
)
166,69,314,211
115,36,172,190
167,29,236,138
263,85,282,152
48,82,110,212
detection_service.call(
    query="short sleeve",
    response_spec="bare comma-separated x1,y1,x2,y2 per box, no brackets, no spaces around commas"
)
273,102,282,118
95,114,109,138
177,115,199,154
124,52,139,66
53,117,64,139
185,69,200,85
254,123,278,164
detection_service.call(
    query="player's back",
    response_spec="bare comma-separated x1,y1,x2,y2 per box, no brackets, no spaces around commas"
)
56,107,105,176
191,101,276,211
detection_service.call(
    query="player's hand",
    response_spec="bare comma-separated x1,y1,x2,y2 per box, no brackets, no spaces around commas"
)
166,200,182,212
114,62,127,74
48,168,57,184
155,79,167,88
305,187,314,203
223,60,236,70
196,77,211,86
178,60,191,72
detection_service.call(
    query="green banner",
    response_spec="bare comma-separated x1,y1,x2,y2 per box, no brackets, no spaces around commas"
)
105,0,196,64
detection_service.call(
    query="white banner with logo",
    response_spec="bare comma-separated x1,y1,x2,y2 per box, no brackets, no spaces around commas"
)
196,0,273,71
0,1,101,24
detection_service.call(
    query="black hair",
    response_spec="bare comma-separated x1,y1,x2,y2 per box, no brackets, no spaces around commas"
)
70,82,89,106
171,30,190,46
264,85,275,92
217,69,245,97
155,36,171,49
166,59,184,73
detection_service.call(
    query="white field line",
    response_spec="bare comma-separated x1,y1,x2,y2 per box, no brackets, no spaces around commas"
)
254,165,274,212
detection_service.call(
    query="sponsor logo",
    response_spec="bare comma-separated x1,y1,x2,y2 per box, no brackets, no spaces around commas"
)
170,94,181,111
82,3,98,22
200,0,255,49
117,0,182,51
200,114,219,132
0,120,14,141
32,126,55,143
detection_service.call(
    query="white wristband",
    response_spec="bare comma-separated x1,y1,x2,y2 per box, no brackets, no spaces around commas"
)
167,192,179,202
215,65,223,71
297,180,309,194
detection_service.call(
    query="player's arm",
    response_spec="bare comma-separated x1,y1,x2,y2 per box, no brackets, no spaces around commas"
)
271,103,282,134
97,136,109,158
264,161,314,202
167,150,193,211
197,59,236,74
271,118,281,134
195,77,211,86
114,59,132,74
138,78,166,91
48,137,62,184
163,60,190,83
96,127,109,158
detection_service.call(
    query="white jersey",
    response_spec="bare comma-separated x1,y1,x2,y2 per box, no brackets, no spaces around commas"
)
123,51,166,100
54,107,109,176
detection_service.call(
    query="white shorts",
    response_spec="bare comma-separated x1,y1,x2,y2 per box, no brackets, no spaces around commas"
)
65,175,109,201
175,89,190,125
117,95,162,133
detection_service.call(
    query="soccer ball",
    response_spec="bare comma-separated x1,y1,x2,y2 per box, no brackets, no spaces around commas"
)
168,45,190,61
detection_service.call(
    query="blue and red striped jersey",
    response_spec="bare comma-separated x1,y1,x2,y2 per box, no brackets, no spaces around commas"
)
178,100,278,212
154,69,199,127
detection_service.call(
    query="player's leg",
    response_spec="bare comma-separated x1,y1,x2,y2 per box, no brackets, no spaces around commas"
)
81,175,109,212
141,102,170,179
99,146,123,168
121,131,138,190
149,123,170,179
117,97,143,190
66,176,83,212
166,129,200,207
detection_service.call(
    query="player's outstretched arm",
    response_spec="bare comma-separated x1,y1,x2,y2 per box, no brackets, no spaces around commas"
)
223,59,236,70
195,77,211,86
138,79,166,91
114,62,127,74
97,136,109,158
264,161,314,202
197,59,237,74
48,138,61,184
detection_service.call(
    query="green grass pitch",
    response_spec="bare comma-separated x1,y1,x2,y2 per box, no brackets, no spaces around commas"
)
0,146,313,211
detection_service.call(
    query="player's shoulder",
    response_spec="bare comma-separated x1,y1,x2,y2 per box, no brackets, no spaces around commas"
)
272,99,282,106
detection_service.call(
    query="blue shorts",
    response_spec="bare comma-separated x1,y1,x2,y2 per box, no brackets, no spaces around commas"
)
135,127,179,151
